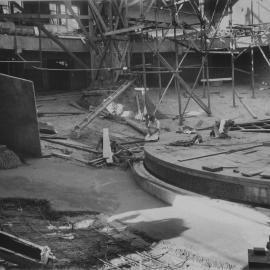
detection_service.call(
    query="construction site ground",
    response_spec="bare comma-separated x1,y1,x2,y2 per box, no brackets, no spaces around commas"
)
1,82,270,269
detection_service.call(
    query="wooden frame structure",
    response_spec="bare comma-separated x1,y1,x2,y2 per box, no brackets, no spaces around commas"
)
1,0,270,122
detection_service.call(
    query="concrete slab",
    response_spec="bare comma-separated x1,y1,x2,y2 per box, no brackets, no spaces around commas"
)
0,158,164,214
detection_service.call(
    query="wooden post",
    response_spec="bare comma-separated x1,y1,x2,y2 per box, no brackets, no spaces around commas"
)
251,0,255,98
155,4,162,99
174,27,182,125
141,41,147,89
232,52,236,106
229,0,236,107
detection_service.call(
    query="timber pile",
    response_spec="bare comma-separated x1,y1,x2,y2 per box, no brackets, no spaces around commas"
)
42,130,144,168
89,129,144,168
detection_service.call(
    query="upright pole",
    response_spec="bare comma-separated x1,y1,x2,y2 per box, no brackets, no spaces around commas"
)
229,0,236,107
174,27,182,125
202,17,210,111
141,34,147,113
155,4,162,99
251,0,255,98
200,0,206,98
141,36,147,90
88,4,95,82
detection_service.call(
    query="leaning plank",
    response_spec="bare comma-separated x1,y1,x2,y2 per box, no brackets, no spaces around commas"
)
241,129,270,133
103,128,113,164
42,138,100,154
235,90,257,119
72,80,135,134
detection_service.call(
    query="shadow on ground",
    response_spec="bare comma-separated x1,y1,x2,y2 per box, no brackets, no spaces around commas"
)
118,213,189,241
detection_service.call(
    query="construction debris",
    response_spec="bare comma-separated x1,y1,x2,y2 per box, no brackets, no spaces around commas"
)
72,80,135,138
0,231,55,267
0,146,21,170
38,121,57,135
125,119,148,136
168,134,203,147
210,119,235,138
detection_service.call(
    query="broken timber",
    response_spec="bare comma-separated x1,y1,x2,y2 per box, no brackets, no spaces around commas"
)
0,231,55,267
72,79,135,136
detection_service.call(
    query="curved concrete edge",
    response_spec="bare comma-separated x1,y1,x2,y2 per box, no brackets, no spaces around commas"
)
131,162,202,205
144,150,270,207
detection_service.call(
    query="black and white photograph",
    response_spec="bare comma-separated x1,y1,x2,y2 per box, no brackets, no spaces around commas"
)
0,0,270,269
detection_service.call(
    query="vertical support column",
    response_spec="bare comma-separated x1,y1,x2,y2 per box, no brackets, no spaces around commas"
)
251,0,255,98
229,0,236,107
155,4,162,99
250,46,255,98
174,27,182,125
38,0,46,91
231,52,236,107
124,0,130,70
141,34,147,114
140,0,144,18
200,1,206,98
203,19,211,111
141,36,147,90
205,52,211,112
108,1,114,82
88,4,95,82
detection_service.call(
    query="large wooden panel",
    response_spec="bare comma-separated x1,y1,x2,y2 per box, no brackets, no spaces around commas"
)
0,73,41,157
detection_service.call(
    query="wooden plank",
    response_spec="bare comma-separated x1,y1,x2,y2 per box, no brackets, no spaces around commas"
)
0,231,55,267
103,128,113,164
73,80,135,134
241,129,270,133
201,77,232,82
42,138,100,154
241,169,263,177
104,25,145,36
156,51,211,115
65,0,97,52
178,144,263,162
39,25,90,70
88,0,108,32
202,164,223,172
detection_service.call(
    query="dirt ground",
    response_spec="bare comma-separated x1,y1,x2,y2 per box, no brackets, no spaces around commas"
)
1,82,270,269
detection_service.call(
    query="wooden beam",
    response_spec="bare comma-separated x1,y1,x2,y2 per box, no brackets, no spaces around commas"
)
73,80,135,134
103,128,113,164
65,0,98,53
39,24,89,69
88,0,108,33
0,13,89,20
155,49,211,115
113,40,129,82
104,24,145,36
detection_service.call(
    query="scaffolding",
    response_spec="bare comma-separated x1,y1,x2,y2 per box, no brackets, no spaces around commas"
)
1,0,270,122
